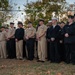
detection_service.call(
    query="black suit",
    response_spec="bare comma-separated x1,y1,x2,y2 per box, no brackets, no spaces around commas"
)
48,25,61,63
15,28,24,41
62,22,75,64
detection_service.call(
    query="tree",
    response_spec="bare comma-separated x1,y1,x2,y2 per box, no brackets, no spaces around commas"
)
24,0,67,27
0,0,12,27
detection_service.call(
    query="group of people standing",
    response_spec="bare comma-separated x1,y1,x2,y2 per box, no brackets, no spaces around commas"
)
0,15,75,65
0,22,24,60
46,15,75,65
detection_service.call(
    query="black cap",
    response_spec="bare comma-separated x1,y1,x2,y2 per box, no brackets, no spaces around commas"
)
18,21,23,25
39,19,44,22
10,22,14,25
68,15,74,19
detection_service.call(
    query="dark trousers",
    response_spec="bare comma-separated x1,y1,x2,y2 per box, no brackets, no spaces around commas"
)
65,43,75,64
50,42,60,63
47,41,50,60
59,43,65,61
26,38,35,60
23,41,26,58
7,38,16,59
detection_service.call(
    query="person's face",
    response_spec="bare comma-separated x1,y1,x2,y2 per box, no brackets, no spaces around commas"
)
10,24,14,28
28,24,32,28
52,20,57,25
58,23,61,26
49,22,52,26
60,23,65,28
74,17,75,21
5,29,9,32
18,24,22,28
68,18,73,23
1,28,4,31
39,21,44,25
0,29,1,31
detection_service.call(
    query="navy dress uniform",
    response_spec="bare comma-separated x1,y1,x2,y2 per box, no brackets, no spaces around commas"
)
62,16,75,64
58,22,65,62
59,27,65,61
46,20,52,61
48,17,61,63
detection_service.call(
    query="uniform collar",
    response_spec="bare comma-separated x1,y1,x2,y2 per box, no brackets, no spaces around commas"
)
53,25,57,28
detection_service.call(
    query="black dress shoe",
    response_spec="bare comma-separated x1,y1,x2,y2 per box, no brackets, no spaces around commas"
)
55,61,61,63
72,63,75,65
29,59,33,61
19,58,23,60
17,58,23,60
65,61,70,64
50,61,55,63
37,60,41,62
41,61,45,63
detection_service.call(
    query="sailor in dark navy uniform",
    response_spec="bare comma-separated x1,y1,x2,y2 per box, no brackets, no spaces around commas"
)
46,20,52,61
62,15,75,65
59,22,65,62
48,17,61,63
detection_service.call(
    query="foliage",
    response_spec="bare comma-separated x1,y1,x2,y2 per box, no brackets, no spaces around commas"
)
0,0,12,26
24,0,67,26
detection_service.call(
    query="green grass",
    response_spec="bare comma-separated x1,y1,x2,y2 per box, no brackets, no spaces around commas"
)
0,59,75,75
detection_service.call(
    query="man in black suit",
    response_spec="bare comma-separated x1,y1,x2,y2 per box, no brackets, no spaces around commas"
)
62,15,75,65
15,22,24,60
48,17,61,63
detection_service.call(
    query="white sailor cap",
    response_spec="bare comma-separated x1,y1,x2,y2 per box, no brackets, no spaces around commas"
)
48,20,52,23
52,17,58,20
